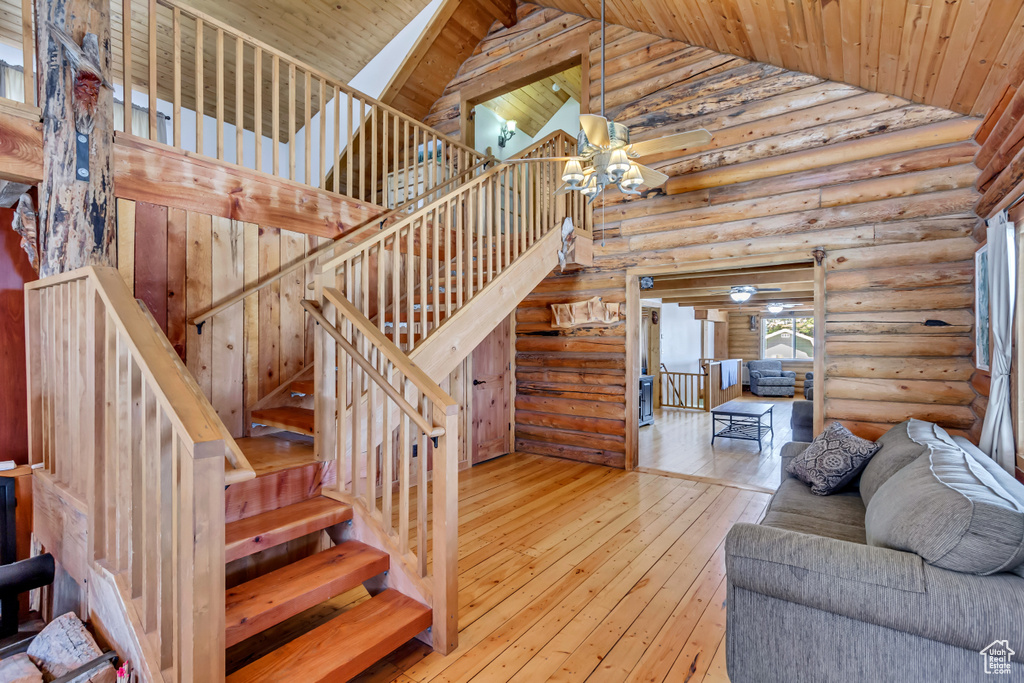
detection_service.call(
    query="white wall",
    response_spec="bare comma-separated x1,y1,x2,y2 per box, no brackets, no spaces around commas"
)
659,304,703,373
474,97,581,160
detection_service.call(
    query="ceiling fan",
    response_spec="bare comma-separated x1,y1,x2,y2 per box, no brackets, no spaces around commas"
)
503,0,712,198
711,285,784,303
764,302,800,314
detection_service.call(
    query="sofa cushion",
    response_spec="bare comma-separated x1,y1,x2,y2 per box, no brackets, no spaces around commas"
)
866,425,1024,575
756,376,792,386
761,510,867,544
859,419,931,507
763,477,868,544
787,421,880,495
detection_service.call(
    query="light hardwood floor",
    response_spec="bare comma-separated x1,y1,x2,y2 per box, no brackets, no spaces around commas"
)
234,452,770,682
639,394,797,492
354,453,770,682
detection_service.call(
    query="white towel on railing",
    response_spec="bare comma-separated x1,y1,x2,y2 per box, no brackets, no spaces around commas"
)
721,360,739,390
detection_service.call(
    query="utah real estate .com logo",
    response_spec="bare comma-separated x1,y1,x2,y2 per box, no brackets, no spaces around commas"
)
980,640,1015,675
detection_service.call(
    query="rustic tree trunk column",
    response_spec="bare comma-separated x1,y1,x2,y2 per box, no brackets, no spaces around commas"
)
36,0,115,277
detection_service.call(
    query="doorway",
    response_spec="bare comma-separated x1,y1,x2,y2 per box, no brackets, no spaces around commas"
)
629,259,824,491
471,316,512,464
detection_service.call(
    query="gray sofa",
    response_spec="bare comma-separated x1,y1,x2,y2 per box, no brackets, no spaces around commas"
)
725,419,1024,682
748,359,796,397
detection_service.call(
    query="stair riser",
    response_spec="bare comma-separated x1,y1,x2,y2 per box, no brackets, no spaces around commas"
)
225,461,336,523
226,503,353,563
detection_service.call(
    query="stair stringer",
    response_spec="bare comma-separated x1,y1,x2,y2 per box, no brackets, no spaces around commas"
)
320,487,432,615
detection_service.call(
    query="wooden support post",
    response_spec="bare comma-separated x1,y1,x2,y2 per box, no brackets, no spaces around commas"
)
37,0,115,276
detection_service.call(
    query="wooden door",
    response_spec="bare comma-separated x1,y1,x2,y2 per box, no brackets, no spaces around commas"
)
472,317,510,464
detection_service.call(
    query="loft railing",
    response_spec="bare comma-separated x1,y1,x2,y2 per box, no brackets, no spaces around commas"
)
661,371,705,410
305,291,459,653
25,266,246,681
110,0,487,205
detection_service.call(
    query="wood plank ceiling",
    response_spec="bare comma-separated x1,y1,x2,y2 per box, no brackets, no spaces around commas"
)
0,0,432,140
479,65,581,136
0,0,430,84
537,0,1024,117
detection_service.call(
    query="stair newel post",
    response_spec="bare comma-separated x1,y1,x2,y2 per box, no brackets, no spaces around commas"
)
431,401,459,654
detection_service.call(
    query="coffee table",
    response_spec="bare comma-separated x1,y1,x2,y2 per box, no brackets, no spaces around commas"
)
710,400,774,451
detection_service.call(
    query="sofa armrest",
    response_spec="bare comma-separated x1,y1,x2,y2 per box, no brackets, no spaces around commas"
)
780,441,810,477
781,370,796,379
749,370,763,379
726,523,1024,659
805,372,814,380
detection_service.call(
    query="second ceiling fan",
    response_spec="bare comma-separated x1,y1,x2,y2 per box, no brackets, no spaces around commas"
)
505,0,713,198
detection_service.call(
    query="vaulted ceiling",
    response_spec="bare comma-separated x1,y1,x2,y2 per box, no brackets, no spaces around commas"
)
539,0,1024,117
0,0,433,85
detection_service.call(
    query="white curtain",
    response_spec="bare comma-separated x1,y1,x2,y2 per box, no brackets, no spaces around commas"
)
114,100,169,144
980,211,1016,473
0,61,26,103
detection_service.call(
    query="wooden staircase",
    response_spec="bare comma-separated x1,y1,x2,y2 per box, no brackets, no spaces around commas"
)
217,133,588,680
222,440,432,682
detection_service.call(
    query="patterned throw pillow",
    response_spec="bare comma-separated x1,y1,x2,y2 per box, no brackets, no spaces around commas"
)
787,422,881,495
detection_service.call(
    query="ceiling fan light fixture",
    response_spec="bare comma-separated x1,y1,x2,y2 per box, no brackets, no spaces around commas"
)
766,303,785,314
608,148,630,176
562,159,585,185
730,290,753,303
620,163,643,190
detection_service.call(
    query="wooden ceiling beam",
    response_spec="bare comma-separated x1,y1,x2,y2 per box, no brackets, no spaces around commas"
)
649,268,814,291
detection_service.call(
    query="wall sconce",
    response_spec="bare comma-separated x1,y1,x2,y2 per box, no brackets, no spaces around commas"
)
498,119,517,148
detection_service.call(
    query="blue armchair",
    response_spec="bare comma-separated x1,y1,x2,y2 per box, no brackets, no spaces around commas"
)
747,359,796,398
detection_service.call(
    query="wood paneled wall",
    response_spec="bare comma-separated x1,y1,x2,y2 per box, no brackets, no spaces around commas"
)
422,5,985,467
0,206,36,464
115,198,323,437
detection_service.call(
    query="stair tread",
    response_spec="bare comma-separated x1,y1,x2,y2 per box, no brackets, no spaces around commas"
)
233,435,316,477
225,541,389,648
226,589,431,683
250,407,315,436
289,379,314,395
225,497,352,563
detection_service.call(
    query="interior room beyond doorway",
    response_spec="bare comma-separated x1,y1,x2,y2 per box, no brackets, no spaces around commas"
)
637,263,817,491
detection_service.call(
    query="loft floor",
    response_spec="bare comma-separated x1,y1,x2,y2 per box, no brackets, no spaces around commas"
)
639,394,796,492
343,452,770,682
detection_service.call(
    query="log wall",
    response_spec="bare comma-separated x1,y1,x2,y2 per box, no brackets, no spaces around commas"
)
423,5,985,467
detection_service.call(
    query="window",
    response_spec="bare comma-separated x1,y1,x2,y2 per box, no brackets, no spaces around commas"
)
762,317,814,359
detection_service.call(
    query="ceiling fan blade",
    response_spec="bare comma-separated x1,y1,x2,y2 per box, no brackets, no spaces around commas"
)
554,183,573,196
635,163,669,188
580,114,610,147
756,288,783,292
628,129,713,157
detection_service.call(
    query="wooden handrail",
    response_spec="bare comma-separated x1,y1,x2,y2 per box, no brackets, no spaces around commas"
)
316,136,574,275
186,155,494,328
302,299,447,437
323,288,457,412
514,129,579,160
